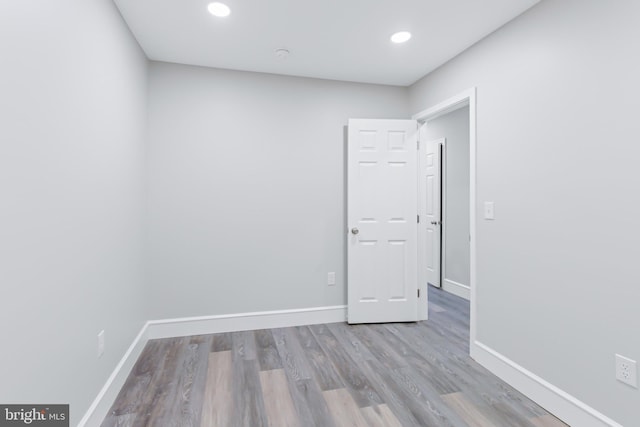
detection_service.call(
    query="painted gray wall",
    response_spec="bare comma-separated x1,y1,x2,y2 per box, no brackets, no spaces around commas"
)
146,62,409,319
425,107,470,289
0,1,148,424
409,0,640,425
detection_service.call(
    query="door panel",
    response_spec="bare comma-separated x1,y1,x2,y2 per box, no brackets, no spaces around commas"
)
423,135,443,288
347,119,418,324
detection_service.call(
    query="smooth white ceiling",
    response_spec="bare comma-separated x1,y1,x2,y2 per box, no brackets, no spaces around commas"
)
114,0,539,86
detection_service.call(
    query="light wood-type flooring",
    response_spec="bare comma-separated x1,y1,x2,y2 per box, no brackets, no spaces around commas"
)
102,286,568,427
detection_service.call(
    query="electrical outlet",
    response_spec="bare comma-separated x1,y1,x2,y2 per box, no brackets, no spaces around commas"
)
327,272,336,286
615,354,637,388
97,330,105,359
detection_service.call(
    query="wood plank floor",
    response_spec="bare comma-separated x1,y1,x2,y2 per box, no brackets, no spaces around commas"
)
102,287,568,427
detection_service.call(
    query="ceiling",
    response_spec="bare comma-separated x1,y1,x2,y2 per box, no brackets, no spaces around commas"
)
114,0,540,86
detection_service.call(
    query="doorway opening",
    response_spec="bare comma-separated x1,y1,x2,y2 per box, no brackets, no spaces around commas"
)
424,106,470,299
413,88,477,356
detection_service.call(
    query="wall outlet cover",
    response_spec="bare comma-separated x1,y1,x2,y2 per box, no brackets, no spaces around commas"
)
98,330,105,359
328,272,336,286
615,354,637,388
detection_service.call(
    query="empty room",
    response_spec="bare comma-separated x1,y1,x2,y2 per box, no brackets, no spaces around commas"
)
1,0,638,426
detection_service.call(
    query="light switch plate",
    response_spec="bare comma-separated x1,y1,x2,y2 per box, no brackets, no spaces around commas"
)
484,202,495,220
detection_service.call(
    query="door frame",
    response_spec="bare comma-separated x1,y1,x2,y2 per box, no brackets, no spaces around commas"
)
412,88,477,356
439,138,446,289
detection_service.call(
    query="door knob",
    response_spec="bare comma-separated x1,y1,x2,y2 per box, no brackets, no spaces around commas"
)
431,221,441,225
351,228,359,235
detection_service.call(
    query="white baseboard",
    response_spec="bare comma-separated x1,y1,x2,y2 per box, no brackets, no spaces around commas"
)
442,278,470,300
471,340,623,427
84,307,623,427
146,305,347,340
78,323,149,427
79,305,347,426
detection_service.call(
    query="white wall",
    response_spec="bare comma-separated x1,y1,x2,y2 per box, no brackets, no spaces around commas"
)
425,107,470,294
147,62,409,319
0,1,148,424
410,1,640,425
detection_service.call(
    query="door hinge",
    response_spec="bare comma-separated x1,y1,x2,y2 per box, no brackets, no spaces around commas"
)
417,140,420,150
417,215,420,223
418,289,421,298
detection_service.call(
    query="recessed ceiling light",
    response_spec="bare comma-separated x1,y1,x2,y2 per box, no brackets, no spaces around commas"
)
390,31,412,44
208,2,231,17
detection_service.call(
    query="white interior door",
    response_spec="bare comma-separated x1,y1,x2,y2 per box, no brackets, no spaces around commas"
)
422,132,443,288
347,119,418,324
